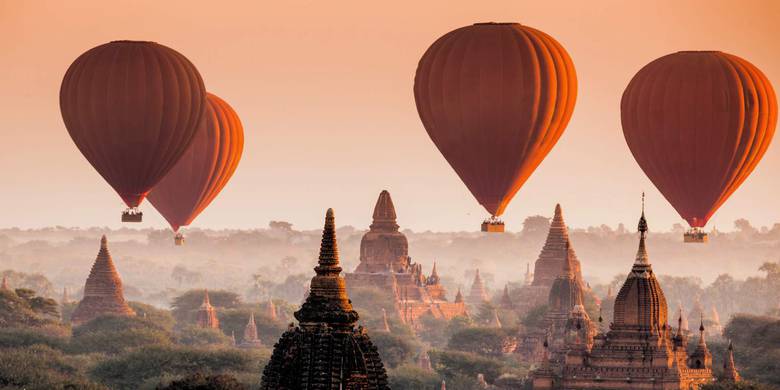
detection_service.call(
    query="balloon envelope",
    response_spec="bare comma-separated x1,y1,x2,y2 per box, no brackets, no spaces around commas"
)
621,51,777,227
148,93,244,232
414,23,577,216
60,40,206,208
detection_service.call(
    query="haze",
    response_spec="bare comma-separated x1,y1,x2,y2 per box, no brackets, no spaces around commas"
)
2,0,780,232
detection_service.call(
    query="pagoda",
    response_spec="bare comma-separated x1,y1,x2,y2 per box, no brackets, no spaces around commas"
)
238,312,263,348
71,236,135,325
1,275,8,291
721,341,741,383
345,190,466,327
513,204,594,316
467,269,489,308
196,290,220,329
261,209,389,389
532,200,716,389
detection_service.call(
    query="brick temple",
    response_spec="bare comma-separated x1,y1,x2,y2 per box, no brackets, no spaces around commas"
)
71,236,135,325
345,190,466,327
196,290,220,329
532,206,721,389
261,208,389,389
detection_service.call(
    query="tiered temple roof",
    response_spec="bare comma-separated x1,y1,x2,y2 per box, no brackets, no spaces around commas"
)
722,341,741,382
531,204,585,288
196,290,220,329
345,190,466,326
261,209,389,389
71,236,135,325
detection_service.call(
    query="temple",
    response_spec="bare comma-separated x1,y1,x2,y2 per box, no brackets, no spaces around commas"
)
261,208,389,389
1,275,8,291
345,190,466,327
196,290,220,329
71,236,136,325
467,269,490,308
238,312,263,348
532,201,721,389
513,204,595,316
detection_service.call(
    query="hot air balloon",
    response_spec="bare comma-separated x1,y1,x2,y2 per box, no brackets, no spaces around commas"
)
621,51,777,243
60,40,207,222
413,23,577,232
147,93,244,245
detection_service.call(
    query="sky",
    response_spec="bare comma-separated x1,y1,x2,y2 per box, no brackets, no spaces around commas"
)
1,0,780,232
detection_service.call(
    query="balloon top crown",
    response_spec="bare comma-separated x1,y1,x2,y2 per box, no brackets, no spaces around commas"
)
109,40,157,45
676,50,721,53
473,22,519,26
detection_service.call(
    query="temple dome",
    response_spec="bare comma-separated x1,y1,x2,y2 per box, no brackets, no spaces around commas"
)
356,190,409,273
612,207,668,331
547,241,582,314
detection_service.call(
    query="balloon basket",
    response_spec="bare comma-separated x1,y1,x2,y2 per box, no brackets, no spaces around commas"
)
174,233,185,246
683,228,708,243
481,218,505,233
121,209,143,223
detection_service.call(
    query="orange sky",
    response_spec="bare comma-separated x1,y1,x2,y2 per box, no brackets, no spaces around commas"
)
1,0,779,232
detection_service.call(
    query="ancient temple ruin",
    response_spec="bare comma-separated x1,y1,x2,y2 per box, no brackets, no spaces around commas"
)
195,290,220,329
345,190,466,327
71,236,135,325
238,312,262,348
532,206,721,389
261,208,389,389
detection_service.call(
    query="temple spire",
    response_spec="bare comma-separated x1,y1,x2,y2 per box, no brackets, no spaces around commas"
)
370,190,399,231
722,340,741,382
635,193,650,266
454,288,464,303
1,275,8,291
196,289,220,329
294,208,359,328
381,308,391,332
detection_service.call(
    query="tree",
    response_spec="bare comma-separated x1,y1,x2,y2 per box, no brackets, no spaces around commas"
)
70,314,173,355
176,326,232,347
387,365,441,389
521,215,551,238
0,288,59,327
171,290,241,325
522,304,548,330
129,301,176,331
0,345,103,389
370,332,418,369
447,328,518,357
429,350,503,384
157,372,248,390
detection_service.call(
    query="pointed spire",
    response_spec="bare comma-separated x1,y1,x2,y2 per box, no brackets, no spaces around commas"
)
265,299,277,321
441,380,446,390
243,312,260,345
61,287,69,304
294,209,359,328
370,190,399,231
1,275,8,291
196,289,220,329
698,315,706,346
634,193,650,267
381,308,391,332
202,289,212,307
607,285,613,298
455,288,464,303
500,284,512,309
230,331,236,345
722,340,741,382
431,261,439,278
710,305,721,325
467,269,489,306
524,262,532,285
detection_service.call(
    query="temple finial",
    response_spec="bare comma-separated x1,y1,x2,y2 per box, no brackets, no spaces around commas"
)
100,235,108,250
638,192,648,235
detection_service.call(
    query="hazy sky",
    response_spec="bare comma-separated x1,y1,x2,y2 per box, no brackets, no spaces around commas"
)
2,0,780,232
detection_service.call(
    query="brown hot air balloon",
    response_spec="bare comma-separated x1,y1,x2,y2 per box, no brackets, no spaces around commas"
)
414,23,577,232
147,93,244,245
60,41,207,222
621,51,777,243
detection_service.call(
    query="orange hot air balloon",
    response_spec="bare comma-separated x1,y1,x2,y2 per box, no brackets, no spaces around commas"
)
147,93,244,245
60,41,206,222
622,51,777,242
413,23,577,232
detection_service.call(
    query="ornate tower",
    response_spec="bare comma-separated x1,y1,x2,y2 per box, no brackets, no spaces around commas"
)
532,204,585,288
261,209,389,389
356,190,409,273
467,269,489,307
239,312,263,348
688,319,713,370
721,341,741,382
264,299,277,321
71,236,135,325
196,290,220,329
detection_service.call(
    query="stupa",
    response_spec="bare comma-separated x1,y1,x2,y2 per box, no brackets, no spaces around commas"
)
261,209,389,389
345,190,466,327
1,275,8,291
467,269,489,308
239,312,263,348
196,290,220,329
71,236,135,325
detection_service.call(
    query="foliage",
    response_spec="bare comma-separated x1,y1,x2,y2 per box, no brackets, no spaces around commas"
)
0,327,69,350
0,288,59,327
721,314,780,386
0,345,104,389
176,325,232,347
130,301,177,331
218,307,286,345
429,349,503,384
155,372,248,390
70,314,173,355
89,345,261,390
0,269,56,297
348,286,398,320
701,381,778,390
387,365,441,389
447,327,518,357
370,331,418,369
522,304,548,329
